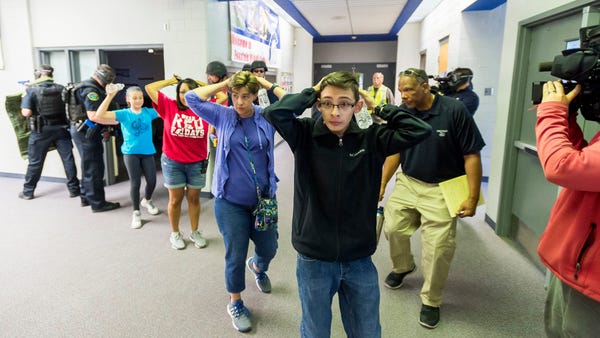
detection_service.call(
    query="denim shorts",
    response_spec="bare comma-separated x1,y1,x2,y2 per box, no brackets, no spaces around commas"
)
161,153,207,189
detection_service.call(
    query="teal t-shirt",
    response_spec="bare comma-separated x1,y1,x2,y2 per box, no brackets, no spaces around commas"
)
115,107,159,155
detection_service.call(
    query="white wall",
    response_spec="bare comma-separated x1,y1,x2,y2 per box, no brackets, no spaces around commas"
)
459,6,506,181
1,0,45,178
486,0,581,223
396,22,422,95
292,28,314,93
0,0,302,179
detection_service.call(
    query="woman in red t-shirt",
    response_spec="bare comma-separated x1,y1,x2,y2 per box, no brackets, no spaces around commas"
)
145,76,209,250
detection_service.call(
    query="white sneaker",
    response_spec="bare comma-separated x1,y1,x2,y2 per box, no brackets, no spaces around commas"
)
170,232,186,250
141,198,159,215
189,230,208,248
131,210,142,229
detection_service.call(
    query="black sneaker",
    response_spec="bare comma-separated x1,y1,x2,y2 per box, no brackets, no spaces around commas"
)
384,265,416,289
18,192,34,200
419,304,440,329
92,201,120,213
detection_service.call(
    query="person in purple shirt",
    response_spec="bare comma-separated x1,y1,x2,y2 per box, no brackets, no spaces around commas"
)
184,71,285,333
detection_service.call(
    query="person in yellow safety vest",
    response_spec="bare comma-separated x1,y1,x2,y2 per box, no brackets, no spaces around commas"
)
367,72,395,112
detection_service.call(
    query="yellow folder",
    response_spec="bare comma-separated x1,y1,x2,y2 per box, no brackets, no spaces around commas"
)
438,175,485,217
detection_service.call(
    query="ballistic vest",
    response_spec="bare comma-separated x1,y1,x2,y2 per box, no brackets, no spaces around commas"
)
31,81,68,126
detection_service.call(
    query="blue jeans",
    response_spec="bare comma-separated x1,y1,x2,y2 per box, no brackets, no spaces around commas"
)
214,198,278,293
296,254,381,338
160,153,206,189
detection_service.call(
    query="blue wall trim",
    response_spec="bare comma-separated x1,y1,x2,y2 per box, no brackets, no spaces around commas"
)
464,0,506,11
273,0,320,36
389,0,422,35
224,0,493,43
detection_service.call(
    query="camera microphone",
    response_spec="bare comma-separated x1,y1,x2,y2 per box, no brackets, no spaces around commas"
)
538,61,554,72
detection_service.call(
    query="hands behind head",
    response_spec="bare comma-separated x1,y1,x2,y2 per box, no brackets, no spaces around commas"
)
542,80,581,105
312,77,326,92
255,75,271,89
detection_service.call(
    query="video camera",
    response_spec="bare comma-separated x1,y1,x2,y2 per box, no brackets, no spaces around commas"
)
531,24,600,122
431,69,473,96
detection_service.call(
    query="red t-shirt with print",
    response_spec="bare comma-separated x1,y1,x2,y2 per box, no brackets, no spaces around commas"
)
153,91,208,163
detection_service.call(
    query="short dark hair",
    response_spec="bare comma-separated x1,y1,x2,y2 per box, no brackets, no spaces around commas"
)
94,64,116,86
319,71,360,101
400,68,429,85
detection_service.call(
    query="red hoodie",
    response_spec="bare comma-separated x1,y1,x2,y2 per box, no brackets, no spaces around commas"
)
536,101,600,302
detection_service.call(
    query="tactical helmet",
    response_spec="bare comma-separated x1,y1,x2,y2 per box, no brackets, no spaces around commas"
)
242,63,252,72
34,65,54,79
250,60,268,72
206,61,227,77
448,68,473,88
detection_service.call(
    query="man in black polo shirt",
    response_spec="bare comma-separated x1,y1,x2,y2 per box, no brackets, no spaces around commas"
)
379,68,485,329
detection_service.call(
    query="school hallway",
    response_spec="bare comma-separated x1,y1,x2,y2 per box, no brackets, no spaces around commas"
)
0,142,547,337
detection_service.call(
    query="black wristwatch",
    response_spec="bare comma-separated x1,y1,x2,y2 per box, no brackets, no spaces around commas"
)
270,83,280,91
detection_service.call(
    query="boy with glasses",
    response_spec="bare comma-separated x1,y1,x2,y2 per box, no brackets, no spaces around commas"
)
263,71,432,337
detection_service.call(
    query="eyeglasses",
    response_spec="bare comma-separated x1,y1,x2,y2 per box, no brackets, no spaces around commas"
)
252,69,265,73
401,68,428,82
318,101,355,113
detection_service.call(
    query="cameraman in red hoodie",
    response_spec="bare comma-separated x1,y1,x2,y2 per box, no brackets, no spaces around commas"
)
535,80,600,336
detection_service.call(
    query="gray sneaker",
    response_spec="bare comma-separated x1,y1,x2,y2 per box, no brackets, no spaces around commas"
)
246,256,271,293
189,230,208,248
227,300,252,332
170,232,186,250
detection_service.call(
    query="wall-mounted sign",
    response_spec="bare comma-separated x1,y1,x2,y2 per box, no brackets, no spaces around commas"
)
229,0,281,68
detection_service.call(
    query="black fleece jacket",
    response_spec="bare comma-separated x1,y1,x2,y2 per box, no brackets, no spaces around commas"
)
263,88,432,261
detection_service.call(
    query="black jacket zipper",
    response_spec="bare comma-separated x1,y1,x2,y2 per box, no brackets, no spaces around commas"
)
574,222,596,280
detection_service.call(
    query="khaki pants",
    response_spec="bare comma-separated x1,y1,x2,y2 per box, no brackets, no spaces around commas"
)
384,173,457,307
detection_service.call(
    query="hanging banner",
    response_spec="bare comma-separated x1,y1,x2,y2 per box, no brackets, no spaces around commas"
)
229,0,281,68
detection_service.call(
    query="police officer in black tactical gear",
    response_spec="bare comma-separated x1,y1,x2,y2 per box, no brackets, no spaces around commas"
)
19,65,80,200
69,64,120,212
